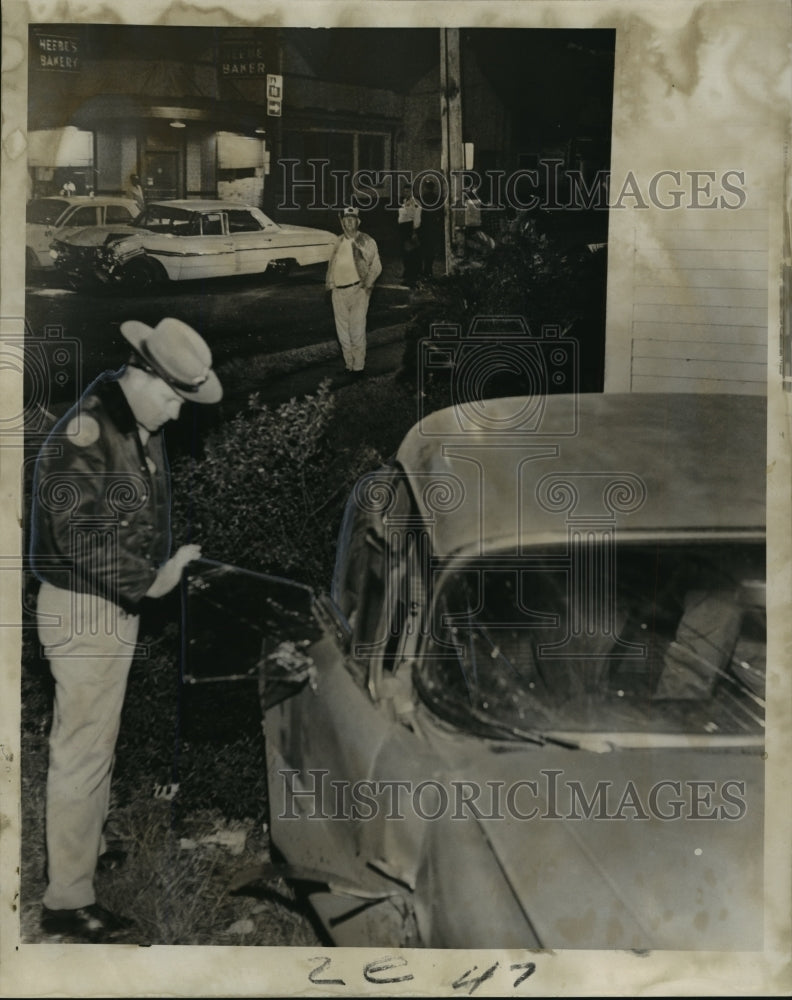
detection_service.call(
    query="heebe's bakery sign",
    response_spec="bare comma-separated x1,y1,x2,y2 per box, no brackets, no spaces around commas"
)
32,31,80,71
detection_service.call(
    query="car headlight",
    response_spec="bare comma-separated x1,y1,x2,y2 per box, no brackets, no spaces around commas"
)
99,244,119,264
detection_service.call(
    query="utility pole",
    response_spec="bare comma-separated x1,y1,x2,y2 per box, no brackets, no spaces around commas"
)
267,28,285,213
440,28,466,272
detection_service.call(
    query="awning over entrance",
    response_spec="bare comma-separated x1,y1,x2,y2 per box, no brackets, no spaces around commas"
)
51,94,267,136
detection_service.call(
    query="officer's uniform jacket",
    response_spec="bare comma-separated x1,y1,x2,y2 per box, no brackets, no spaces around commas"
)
325,230,382,290
31,371,171,612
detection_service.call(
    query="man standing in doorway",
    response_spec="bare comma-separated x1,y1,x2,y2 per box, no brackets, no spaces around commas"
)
126,173,146,213
30,317,222,942
325,206,382,377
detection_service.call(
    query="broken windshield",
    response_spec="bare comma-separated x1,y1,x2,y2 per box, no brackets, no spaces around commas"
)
417,541,765,739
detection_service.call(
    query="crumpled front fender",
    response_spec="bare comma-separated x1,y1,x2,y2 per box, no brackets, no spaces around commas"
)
102,233,146,272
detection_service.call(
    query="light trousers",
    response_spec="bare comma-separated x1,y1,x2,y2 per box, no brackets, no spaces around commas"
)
36,582,139,910
331,284,370,371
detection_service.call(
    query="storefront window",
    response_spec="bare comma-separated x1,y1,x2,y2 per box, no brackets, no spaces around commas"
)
358,133,385,172
284,129,387,175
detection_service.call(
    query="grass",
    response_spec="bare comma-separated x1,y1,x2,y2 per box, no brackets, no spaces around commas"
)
328,368,445,460
96,804,320,947
20,729,322,947
19,592,320,945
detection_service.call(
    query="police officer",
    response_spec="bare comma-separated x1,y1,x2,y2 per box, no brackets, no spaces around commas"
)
325,206,382,376
30,317,222,941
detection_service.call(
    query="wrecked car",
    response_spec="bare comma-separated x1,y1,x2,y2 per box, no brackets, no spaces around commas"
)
26,195,139,270
184,391,766,950
50,199,336,291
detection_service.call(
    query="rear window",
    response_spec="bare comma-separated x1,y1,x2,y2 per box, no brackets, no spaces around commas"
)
67,206,99,226
227,209,263,233
105,204,135,224
26,199,69,225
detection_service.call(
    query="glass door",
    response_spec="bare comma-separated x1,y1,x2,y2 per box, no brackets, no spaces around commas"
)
143,150,180,201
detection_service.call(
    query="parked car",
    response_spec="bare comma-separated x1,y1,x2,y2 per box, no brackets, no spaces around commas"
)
26,195,139,270
184,392,766,951
49,198,337,290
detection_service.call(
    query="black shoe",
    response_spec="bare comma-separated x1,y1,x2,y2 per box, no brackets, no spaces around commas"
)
41,903,134,942
97,848,127,872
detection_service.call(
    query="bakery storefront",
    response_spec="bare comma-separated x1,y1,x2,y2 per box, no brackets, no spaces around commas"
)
27,27,279,205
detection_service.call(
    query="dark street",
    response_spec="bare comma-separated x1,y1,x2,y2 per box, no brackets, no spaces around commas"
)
23,236,429,486
25,245,414,410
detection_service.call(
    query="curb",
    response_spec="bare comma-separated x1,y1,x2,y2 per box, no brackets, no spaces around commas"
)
217,322,408,382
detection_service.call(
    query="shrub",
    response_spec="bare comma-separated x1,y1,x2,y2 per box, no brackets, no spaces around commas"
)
111,619,183,801
115,380,396,819
401,222,607,394
171,379,381,589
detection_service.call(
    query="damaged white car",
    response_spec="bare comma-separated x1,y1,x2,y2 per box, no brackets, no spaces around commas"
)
50,199,337,291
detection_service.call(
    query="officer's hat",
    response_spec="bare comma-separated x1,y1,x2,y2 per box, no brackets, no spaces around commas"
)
120,318,222,403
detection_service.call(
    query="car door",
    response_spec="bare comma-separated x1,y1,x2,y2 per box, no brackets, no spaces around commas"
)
167,211,235,280
181,472,430,945
182,557,326,691
225,208,281,275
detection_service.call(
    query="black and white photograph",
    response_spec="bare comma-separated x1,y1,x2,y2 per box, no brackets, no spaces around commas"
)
1,0,790,996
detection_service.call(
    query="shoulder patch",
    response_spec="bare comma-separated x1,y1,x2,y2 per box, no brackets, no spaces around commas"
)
65,414,101,448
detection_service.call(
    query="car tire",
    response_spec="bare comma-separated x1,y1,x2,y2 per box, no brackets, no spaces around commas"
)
267,259,295,278
118,257,165,292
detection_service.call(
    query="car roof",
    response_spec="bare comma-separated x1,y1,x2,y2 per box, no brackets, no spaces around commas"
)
147,199,258,212
30,195,137,206
395,392,766,557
